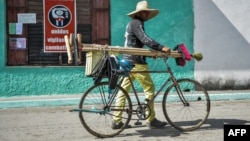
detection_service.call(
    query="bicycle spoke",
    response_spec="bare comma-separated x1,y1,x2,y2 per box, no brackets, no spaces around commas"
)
163,79,210,131
78,82,132,138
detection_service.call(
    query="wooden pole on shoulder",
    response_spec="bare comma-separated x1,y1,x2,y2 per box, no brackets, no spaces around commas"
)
80,43,182,58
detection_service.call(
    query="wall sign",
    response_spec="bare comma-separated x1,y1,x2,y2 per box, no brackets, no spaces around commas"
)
44,0,76,53
18,13,36,24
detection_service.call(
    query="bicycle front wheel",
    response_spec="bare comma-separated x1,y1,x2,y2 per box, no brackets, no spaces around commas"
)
162,79,210,131
79,82,132,138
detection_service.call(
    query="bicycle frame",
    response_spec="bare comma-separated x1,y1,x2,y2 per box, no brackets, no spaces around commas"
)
115,57,188,107
70,56,189,114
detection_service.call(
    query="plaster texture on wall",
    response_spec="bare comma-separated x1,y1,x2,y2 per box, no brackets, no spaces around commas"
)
0,1,6,68
0,67,91,97
193,0,250,89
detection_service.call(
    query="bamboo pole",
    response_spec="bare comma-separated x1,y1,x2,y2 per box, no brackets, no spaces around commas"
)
81,43,182,58
64,35,73,64
77,34,82,64
65,36,184,64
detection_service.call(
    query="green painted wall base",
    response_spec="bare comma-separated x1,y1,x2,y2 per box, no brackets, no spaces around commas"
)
0,67,92,96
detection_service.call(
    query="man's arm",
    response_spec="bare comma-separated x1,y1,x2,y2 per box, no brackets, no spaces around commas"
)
132,19,170,55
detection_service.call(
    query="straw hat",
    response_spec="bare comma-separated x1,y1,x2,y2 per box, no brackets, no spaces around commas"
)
127,1,159,20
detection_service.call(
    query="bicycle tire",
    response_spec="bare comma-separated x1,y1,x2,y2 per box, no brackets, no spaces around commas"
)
162,78,210,131
79,82,132,138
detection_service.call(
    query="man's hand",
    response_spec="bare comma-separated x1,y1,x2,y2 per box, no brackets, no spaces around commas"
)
162,47,171,55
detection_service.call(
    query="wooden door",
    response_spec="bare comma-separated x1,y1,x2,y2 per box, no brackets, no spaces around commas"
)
7,0,28,65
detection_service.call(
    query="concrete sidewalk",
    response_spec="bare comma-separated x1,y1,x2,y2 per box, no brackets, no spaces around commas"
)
0,90,250,108
0,99,249,141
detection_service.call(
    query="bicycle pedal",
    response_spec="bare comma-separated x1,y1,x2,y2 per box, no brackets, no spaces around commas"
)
134,121,142,125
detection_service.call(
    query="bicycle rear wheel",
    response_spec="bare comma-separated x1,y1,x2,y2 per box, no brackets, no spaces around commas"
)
162,79,210,131
79,82,132,138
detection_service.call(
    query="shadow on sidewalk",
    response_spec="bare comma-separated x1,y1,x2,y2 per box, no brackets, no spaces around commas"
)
200,118,250,130
115,118,250,138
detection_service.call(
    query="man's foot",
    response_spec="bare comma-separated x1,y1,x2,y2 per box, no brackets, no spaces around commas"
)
111,121,131,129
147,118,167,129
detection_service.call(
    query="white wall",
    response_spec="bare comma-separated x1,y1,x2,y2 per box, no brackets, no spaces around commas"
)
193,0,250,89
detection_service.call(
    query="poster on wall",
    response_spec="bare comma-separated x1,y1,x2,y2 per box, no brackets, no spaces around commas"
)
9,38,26,49
9,23,23,35
44,0,76,53
18,13,37,24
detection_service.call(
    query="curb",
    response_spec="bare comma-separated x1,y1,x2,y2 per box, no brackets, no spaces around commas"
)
0,91,250,109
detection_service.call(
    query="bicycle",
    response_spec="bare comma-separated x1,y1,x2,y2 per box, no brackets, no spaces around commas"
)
70,51,210,138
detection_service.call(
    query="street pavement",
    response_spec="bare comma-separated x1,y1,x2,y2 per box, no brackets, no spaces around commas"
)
0,98,250,141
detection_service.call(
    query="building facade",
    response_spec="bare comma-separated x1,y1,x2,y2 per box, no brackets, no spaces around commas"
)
0,0,195,97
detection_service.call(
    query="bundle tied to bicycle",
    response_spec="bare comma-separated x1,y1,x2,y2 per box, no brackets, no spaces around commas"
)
64,34,203,67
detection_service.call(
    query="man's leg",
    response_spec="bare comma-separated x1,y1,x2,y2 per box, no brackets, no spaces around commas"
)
113,77,133,123
134,64,167,128
132,64,156,122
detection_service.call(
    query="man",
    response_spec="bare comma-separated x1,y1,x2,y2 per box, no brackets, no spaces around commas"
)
112,0,171,129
